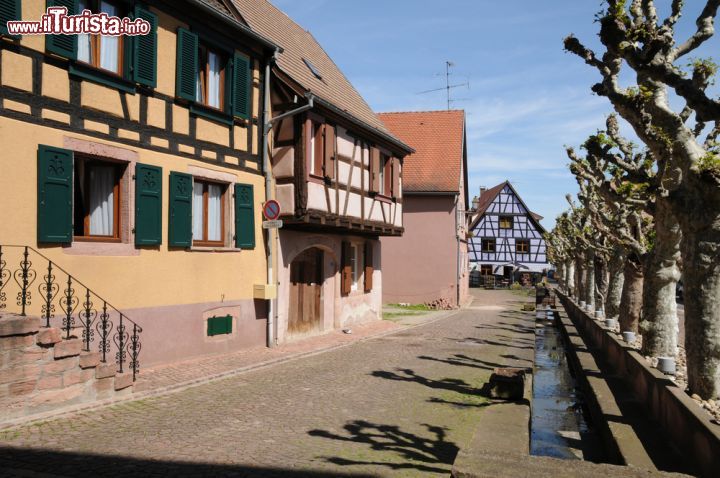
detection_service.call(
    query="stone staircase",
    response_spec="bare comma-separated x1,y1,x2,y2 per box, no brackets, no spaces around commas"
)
0,312,134,425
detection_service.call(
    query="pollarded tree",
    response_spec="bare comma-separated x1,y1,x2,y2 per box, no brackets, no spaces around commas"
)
565,0,720,398
568,117,680,358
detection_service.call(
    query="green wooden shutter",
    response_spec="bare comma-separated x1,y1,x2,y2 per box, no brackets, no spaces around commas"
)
175,28,198,101
46,0,78,59
37,145,73,244
168,172,192,247
207,315,232,336
232,53,251,119
207,316,217,336
234,183,255,249
135,163,162,245
133,6,157,88
0,0,21,37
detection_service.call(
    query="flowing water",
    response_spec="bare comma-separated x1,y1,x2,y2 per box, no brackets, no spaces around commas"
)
530,317,603,461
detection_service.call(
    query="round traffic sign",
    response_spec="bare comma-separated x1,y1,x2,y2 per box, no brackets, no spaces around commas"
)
263,200,281,220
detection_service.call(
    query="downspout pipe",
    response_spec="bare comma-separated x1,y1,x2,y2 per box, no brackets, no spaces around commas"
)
261,57,315,347
261,50,277,348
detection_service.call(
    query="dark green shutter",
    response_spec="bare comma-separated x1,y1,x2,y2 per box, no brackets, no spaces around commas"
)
176,28,198,101
232,53,251,119
168,172,192,247
135,163,162,246
46,0,78,59
234,183,255,249
207,315,232,336
0,0,21,37
133,6,157,87
37,145,73,244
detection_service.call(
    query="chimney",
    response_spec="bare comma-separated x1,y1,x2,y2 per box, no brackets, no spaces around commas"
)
472,195,480,211
479,186,487,195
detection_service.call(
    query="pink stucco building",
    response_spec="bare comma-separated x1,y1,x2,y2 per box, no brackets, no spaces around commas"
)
378,111,470,307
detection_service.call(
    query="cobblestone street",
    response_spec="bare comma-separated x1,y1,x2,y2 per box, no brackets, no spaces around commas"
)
0,290,534,477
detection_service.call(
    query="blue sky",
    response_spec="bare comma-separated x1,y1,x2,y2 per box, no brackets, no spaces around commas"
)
271,0,719,229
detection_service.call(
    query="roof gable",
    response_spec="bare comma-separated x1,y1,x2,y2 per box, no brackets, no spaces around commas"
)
231,0,394,139
470,181,546,234
377,110,466,193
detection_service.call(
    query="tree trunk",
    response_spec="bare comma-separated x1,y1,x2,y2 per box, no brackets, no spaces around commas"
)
585,250,596,310
605,247,625,320
595,254,608,314
674,171,720,399
567,260,576,298
575,256,585,303
619,255,644,333
640,199,681,359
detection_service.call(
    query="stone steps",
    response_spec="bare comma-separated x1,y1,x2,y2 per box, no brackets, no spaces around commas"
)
0,312,133,424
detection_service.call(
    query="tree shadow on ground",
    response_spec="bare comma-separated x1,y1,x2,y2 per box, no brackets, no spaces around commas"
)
426,397,495,408
370,368,481,395
308,420,458,474
417,354,510,371
0,445,372,477
457,337,534,350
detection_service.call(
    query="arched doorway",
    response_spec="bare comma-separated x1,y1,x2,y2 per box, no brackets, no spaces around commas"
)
288,247,324,335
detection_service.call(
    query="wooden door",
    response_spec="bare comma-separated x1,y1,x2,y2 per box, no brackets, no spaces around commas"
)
288,248,324,335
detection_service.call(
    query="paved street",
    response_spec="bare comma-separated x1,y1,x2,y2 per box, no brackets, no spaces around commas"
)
0,289,534,478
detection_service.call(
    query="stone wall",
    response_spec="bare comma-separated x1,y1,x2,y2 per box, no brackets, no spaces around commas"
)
558,292,720,477
0,313,133,425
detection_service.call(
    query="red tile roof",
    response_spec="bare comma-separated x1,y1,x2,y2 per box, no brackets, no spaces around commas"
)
474,182,507,216
378,110,465,192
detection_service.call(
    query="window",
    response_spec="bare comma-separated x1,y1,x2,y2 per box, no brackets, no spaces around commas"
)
73,157,123,241
196,45,225,110
77,0,123,75
499,216,513,229
350,243,363,292
310,121,323,176
192,179,226,246
481,239,496,252
302,58,322,80
516,240,530,253
176,28,250,120
480,265,493,276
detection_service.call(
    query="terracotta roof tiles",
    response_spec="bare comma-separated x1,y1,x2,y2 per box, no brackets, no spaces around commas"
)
231,0,394,137
377,110,465,192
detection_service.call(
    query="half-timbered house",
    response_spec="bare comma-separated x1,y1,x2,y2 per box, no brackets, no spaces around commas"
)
378,110,470,307
468,181,549,281
233,0,413,343
0,0,279,374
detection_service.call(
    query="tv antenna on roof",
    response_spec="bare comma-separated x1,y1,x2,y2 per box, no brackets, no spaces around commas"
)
416,61,470,110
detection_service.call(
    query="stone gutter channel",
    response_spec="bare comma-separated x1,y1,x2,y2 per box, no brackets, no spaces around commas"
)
452,294,699,478
557,291,720,477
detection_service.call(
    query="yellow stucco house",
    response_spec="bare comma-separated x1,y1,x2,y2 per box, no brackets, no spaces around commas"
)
0,0,280,371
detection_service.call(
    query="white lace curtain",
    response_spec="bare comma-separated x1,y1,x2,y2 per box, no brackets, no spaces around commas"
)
192,182,204,240
192,182,223,242
207,52,222,109
88,165,115,236
207,184,221,241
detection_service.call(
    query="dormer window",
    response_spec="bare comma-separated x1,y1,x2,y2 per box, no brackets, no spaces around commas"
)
303,58,322,80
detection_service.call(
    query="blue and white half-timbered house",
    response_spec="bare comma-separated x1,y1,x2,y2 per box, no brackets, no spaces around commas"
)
468,181,549,279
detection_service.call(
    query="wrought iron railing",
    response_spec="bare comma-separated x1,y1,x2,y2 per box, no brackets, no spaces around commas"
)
0,245,142,380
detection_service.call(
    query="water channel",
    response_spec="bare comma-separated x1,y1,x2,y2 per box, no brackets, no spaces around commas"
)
530,313,604,461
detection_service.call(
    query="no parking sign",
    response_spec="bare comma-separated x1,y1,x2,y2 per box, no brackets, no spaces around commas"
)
263,200,281,220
